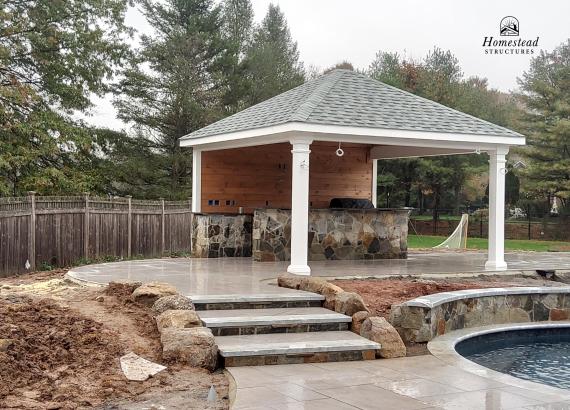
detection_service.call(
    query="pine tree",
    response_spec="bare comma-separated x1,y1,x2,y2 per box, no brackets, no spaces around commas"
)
245,4,304,105
517,40,570,206
220,0,254,113
115,0,230,199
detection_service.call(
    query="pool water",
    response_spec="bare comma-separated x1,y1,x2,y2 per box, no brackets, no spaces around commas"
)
456,327,570,390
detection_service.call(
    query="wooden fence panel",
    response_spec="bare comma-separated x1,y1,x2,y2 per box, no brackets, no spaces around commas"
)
165,213,193,253
131,213,162,257
88,212,129,259
0,214,29,275
0,195,193,277
35,212,85,268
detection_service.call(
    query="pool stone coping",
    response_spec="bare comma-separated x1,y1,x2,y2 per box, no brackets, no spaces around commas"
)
428,322,570,399
403,286,570,309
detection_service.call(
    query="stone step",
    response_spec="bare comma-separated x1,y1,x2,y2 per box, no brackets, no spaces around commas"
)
199,307,351,336
216,331,380,367
191,293,324,311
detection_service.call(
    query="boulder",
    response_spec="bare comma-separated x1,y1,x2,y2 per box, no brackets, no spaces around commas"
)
322,283,344,310
131,282,178,306
277,274,302,290
152,295,194,315
161,327,218,370
360,316,406,359
334,291,368,316
156,309,201,331
351,311,370,334
299,277,328,294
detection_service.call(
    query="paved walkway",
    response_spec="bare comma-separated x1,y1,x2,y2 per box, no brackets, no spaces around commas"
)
227,355,570,410
67,251,570,297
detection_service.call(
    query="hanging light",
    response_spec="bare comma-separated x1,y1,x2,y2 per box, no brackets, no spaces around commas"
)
336,142,344,157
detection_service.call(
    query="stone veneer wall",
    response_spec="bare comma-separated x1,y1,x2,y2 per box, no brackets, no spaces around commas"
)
191,214,252,258
253,208,409,262
390,291,570,344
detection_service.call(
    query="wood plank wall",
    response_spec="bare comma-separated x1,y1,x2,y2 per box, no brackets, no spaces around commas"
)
201,141,373,213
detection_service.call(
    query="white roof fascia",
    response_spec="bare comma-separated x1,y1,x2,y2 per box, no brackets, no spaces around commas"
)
180,122,525,152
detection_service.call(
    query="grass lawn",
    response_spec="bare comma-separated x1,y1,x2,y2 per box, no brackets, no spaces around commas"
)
408,234,570,252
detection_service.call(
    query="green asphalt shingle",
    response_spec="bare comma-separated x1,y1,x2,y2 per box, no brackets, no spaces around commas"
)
181,69,522,141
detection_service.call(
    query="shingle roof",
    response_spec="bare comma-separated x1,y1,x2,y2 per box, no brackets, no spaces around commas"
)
181,69,522,140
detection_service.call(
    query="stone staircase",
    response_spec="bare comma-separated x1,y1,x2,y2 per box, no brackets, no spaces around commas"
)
193,292,380,367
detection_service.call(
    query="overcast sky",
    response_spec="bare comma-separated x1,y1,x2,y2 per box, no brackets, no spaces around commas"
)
82,0,570,131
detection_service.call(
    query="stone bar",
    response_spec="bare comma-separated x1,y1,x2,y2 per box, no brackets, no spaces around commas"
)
253,208,410,262
191,213,253,258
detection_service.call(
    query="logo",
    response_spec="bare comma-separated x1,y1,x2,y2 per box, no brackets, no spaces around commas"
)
500,16,519,36
482,16,538,55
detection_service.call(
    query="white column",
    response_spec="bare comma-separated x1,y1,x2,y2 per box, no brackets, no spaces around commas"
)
371,159,378,207
191,148,202,213
485,147,508,270
288,137,313,275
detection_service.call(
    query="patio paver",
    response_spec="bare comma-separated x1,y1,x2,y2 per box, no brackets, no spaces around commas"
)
228,358,566,410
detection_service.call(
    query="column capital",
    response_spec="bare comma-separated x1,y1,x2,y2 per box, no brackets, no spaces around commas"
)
289,136,313,149
489,146,509,158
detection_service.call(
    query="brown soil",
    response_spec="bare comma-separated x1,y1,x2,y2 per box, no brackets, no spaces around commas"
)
0,272,229,409
332,275,553,319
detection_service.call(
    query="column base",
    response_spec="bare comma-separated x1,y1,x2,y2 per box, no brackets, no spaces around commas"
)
287,264,311,276
485,260,508,271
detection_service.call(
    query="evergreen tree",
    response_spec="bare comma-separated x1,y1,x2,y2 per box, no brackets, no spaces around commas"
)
517,40,570,206
245,4,304,105
220,0,254,113
115,0,230,199
0,0,131,195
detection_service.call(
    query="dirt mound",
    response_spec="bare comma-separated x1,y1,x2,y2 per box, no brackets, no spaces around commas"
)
333,278,512,318
0,298,125,408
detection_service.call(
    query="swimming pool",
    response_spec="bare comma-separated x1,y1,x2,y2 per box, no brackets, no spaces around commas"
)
456,327,570,390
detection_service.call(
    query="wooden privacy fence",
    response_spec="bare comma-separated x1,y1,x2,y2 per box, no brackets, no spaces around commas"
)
0,193,193,277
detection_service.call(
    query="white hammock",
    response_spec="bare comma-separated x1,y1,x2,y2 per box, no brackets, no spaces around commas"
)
433,214,469,249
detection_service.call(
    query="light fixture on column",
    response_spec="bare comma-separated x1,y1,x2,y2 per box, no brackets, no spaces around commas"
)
300,159,308,169
336,142,344,157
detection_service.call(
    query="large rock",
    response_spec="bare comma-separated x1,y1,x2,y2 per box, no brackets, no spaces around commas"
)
277,274,302,290
131,282,178,306
152,295,194,315
299,277,328,294
161,327,218,370
334,291,368,316
351,311,370,334
361,317,406,359
322,283,344,310
156,309,201,331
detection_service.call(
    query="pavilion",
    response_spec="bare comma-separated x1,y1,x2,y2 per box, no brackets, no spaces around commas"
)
180,69,525,275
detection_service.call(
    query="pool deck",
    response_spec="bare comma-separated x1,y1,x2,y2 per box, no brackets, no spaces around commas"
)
67,250,570,298
227,353,570,410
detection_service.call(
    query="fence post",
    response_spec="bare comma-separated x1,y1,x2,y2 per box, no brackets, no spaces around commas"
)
28,191,36,271
127,196,132,258
160,198,165,256
84,192,90,260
